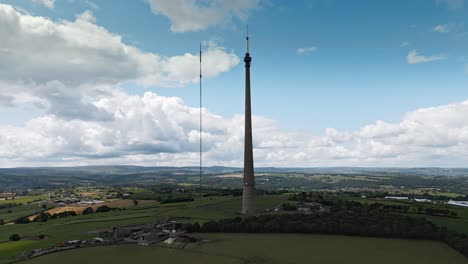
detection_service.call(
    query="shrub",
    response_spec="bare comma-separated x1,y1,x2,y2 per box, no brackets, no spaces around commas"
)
9,234,21,241
14,216,30,224
95,205,112,213
82,207,94,215
33,212,51,222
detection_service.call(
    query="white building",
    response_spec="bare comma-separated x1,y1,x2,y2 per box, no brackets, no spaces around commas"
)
414,198,431,203
384,196,409,200
447,200,468,207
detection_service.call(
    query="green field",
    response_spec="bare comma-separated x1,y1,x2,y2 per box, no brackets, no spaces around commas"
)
2,193,468,263
0,195,289,263
23,234,468,264
0,195,48,206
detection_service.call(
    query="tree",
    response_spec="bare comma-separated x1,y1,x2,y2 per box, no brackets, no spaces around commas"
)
82,207,94,215
133,199,139,206
0,219,4,225
9,234,21,241
417,206,423,214
33,212,50,222
14,216,30,224
95,205,112,213
281,203,298,211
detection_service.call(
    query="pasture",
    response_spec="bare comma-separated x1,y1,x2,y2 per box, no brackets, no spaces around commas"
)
0,195,289,263
23,234,468,264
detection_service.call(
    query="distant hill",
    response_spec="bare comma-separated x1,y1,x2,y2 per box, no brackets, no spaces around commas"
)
1,166,468,177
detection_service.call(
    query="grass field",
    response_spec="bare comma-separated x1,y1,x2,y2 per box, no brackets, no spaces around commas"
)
0,204,48,223
2,193,468,263
0,195,290,263
23,234,468,264
0,195,48,205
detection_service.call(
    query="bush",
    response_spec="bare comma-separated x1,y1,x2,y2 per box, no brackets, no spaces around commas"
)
282,203,298,211
9,234,21,241
160,197,194,204
33,212,51,222
14,216,30,224
95,205,112,213
82,207,94,215
50,211,77,219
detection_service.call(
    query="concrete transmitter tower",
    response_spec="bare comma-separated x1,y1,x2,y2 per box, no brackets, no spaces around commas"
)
242,29,256,214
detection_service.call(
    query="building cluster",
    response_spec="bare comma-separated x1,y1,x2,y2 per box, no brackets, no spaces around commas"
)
20,238,107,259
51,198,105,207
265,201,326,215
19,220,198,260
384,196,433,203
109,221,197,246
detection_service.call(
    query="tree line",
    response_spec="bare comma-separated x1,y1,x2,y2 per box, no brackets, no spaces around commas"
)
183,200,468,258
14,205,117,224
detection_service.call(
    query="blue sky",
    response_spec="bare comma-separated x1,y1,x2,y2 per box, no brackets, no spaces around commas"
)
0,0,467,167
4,0,467,133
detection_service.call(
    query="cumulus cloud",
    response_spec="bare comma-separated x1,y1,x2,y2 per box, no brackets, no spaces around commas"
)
0,4,239,121
296,47,318,55
407,50,447,64
2,89,468,167
0,4,239,88
146,0,261,32
1,3,468,168
33,0,55,9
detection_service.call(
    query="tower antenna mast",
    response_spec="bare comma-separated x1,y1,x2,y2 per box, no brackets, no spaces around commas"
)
199,43,203,201
246,25,249,53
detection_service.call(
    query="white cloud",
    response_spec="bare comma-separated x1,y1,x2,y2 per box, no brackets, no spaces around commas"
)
145,0,261,32
407,50,447,64
433,24,451,33
435,0,464,10
2,4,468,168
296,47,318,55
85,0,99,9
33,0,55,9
2,89,468,167
0,4,239,88
400,41,410,47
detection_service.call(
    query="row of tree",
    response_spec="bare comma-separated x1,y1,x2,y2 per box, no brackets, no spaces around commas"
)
183,200,468,258
291,192,459,218
14,205,116,224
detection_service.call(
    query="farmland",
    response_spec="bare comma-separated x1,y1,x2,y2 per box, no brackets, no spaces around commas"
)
1,167,468,263
0,195,289,263
23,234,468,264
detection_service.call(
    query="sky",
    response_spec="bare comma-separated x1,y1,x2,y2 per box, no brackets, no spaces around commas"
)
0,0,467,167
